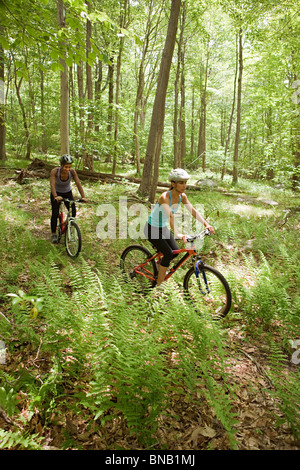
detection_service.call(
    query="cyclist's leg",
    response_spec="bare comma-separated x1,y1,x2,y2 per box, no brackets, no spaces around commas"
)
50,193,60,241
145,224,177,285
62,190,76,218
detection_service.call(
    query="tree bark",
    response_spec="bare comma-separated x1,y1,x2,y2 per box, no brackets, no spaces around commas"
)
138,0,182,202
179,42,186,168
85,0,94,170
15,76,31,159
133,0,157,175
0,29,6,162
57,0,69,155
105,60,114,163
233,28,243,184
197,46,209,172
221,33,238,180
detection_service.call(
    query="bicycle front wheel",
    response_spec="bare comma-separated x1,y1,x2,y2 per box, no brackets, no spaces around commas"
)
65,220,82,258
184,264,231,319
120,245,157,292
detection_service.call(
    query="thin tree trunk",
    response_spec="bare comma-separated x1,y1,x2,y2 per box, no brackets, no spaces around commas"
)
105,61,114,163
57,0,69,155
0,30,6,162
190,86,195,165
139,0,181,202
112,37,124,175
221,33,238,180
15,76,31,159
85,0,94,170
39,65,47,154
176,3,186,168
173,38,181,168
94,59,103,133
179,42,186,168
134,0,157,176
197,47,209,172
77,59,86,164
291,75,300,190
233,28,243,184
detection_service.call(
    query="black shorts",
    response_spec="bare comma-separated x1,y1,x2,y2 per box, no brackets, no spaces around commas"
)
144,222,178,267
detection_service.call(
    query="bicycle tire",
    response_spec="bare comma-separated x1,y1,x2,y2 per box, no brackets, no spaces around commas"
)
56,223,62,243
183,264,231,319
120,245,157,292
65,220,82,258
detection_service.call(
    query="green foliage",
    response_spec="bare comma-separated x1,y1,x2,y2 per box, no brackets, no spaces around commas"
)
0,387,18,417
0,174,299,449
0,429,43,450
267,341,300,437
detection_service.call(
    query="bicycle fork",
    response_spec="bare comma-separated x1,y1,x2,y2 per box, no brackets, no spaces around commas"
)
195,260,210,295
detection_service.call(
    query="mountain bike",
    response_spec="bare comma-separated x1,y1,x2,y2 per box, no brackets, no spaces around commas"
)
56,198,82,258
120,229,232,319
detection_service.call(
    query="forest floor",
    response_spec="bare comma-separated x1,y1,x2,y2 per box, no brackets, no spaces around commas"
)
0,165,299,451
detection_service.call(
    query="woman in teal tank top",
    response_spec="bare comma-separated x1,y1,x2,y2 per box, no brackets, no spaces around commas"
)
144,168,214,287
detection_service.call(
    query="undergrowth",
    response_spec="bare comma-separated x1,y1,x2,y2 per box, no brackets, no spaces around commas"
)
0,172,299,449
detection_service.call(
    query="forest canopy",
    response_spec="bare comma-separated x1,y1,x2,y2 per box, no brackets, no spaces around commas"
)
0,0,299,194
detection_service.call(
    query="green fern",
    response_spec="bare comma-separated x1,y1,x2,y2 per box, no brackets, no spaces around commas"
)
267,341,300,437
0,429,43,450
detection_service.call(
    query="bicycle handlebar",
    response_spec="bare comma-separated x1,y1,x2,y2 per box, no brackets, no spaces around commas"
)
60,198,84,204
186,228,211,243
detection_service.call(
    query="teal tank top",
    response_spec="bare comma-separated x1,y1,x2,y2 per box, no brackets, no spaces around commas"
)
148,191,181,228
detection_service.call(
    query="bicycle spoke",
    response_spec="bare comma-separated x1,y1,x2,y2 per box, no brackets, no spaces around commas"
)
184,265,231,319
120,245,157,292
65,221,81,258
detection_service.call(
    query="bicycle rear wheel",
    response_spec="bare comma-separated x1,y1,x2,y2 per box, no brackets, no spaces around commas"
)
56,223,62,243
183,264,231,319
120,245,157,292
65,220,82,258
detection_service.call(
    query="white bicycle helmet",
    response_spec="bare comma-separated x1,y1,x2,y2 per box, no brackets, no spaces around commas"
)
168,168,191,182
60,154,73,165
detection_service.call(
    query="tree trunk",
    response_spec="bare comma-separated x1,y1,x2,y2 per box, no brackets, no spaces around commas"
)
39,65,47,154
139,0,182,202
77,59,86,162
57,0,69,155
134,0,157,176
106,61,114,163
221,33,238,180
173,39,181,168
15,76,31,159
94,59,103,133
190,86,195,165
112,37,124,175
197,46,209,172
179,43,186,168
0,30,6,162
233,28,243,184
85,0,94,170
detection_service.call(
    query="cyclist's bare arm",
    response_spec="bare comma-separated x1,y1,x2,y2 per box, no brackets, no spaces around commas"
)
50,168,62,201
71,169,87,201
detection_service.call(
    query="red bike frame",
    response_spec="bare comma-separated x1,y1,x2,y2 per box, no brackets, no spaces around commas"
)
59,211,67,234
134,246,198,283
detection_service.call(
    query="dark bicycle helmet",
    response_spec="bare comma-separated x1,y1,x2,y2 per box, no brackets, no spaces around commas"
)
60,154,73,165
